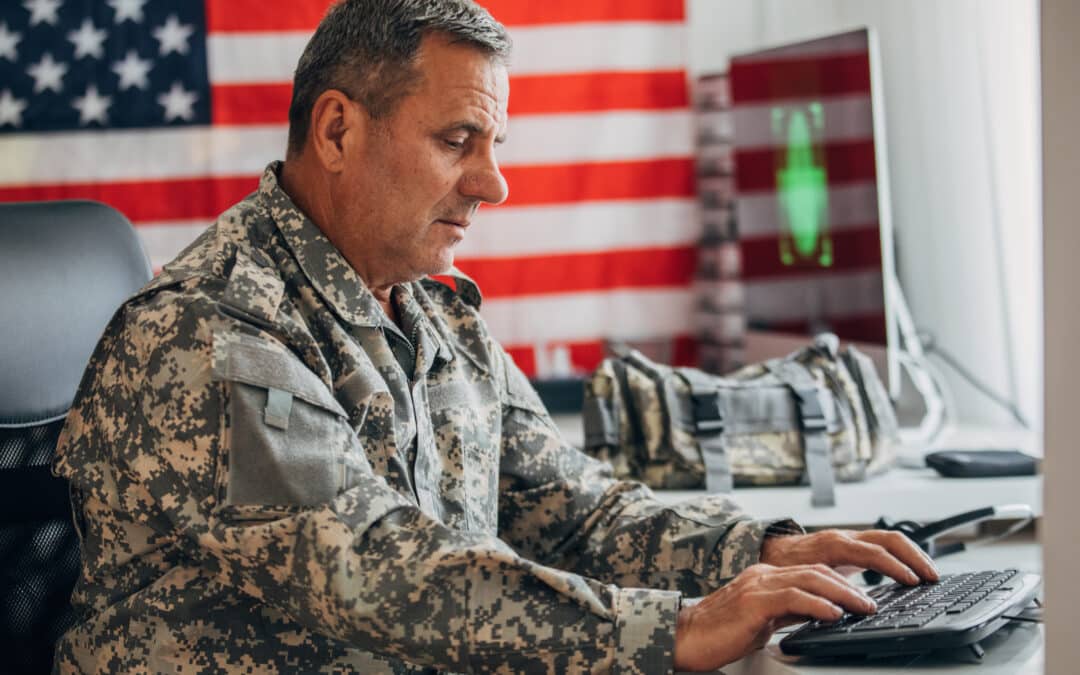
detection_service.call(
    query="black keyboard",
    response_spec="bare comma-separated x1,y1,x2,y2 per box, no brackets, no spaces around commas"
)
780,569,1042,657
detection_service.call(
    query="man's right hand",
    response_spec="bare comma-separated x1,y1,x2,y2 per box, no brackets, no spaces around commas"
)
673,563,879,671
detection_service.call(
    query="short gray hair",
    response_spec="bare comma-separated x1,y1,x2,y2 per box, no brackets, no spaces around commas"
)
286,0,511,157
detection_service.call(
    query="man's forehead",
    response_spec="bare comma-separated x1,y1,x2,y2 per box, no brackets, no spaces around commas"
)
413,33,509,110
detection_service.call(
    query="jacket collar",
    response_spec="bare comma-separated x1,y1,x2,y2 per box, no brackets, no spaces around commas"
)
259,162,384,328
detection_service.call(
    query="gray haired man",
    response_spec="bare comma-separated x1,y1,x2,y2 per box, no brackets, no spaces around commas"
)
52,1,936,672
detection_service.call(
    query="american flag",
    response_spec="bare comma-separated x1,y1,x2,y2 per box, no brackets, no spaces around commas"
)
0,0,699,378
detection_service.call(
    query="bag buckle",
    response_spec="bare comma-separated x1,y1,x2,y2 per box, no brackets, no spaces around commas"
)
692,390,725,434
792,386,828,433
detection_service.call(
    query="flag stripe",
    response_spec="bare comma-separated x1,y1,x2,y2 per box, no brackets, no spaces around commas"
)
734,181,879,237
205,0,685,33
212,70,689,126
135,197,701,269
733,139,877,194
505,334,698,378
481,287,696,345
739,226,882,280
742,269,885,321
0,114,692,184
1,158,695,222
730,94,874,149
455,246,695,298
757,314,887,344
206,24,688,83
501,157,695,207
462,198,699,257
729,52,871,104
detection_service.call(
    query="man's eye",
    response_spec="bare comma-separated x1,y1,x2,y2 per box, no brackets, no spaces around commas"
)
444,138,466,150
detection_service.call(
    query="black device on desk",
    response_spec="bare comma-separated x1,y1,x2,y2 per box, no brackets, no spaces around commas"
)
779,569,1042,658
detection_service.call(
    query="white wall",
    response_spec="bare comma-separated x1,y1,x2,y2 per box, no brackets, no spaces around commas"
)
687,0,1042,429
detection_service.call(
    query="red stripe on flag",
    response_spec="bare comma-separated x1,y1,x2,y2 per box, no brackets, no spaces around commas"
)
729,53,871,104
733,140,877,194
739,227,882,280
455,246,696,298
760,314,887,344
212,84,292,125
206,0,684,33
0,158,694,222
0,176,258,224
504,334,698,377
500,157,695,207
483,0,685,26
213,71,689,125
510,70,689,115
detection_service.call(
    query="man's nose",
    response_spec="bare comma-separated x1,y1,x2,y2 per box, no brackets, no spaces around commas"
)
460,151,509,206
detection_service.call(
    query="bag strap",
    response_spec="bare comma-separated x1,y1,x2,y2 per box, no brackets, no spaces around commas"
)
768,361,836,507
582,390,619,449
675,367,732,493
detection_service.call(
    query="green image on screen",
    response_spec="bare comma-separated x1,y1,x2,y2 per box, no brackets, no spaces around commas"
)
773,102,833,267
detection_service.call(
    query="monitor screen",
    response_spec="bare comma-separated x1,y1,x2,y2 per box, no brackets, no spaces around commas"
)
729,28,890,354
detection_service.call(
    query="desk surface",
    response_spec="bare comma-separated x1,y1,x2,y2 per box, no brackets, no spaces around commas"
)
715,538,1043,674
552,416,1042,528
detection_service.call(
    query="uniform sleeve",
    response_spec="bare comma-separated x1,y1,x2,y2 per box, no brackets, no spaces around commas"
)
494,346,800,596
57,293,679,674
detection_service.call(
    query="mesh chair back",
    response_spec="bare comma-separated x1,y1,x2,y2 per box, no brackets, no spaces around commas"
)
0,201,151,674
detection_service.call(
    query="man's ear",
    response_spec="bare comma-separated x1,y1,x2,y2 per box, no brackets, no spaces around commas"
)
308,89,365,172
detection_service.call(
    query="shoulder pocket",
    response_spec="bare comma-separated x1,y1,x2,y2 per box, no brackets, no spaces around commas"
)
212,331,355,510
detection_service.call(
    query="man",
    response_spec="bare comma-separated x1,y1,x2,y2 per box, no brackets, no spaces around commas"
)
52,1,937,672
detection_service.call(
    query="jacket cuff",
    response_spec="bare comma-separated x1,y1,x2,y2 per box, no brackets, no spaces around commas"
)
711,517,805,580
612,587,681,674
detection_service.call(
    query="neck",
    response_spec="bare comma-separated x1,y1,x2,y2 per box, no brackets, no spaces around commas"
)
280,157,401,325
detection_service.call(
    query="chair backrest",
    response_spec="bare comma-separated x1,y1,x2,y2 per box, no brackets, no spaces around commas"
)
0,201,151,674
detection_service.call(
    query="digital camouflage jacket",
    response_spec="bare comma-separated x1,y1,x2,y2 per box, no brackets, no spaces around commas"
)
52,163,785,674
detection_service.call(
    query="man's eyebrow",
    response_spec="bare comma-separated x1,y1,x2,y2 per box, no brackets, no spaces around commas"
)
443,121,507,145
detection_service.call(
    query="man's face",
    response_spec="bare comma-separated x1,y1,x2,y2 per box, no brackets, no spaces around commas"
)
330,33,509,287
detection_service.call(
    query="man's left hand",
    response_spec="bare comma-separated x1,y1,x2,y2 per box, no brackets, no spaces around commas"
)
760,529,940,585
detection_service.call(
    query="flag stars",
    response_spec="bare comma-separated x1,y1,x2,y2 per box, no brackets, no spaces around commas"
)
72,84,111,125
27,52,67,94
157,81,197,122
107,0,146,24
0,90,28,128
112,50,152,90
23,0,63,27
67,18,107,60
0,23,21,62
153,15,194,56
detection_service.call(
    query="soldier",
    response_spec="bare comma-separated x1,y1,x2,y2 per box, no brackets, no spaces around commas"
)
51,0,938,672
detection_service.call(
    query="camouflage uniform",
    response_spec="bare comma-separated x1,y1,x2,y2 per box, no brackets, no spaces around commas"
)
52,162,791,674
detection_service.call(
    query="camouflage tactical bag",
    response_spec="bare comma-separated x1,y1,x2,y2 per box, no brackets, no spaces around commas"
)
582,334,898,506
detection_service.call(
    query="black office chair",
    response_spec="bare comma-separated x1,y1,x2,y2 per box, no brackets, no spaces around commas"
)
0,201,151,674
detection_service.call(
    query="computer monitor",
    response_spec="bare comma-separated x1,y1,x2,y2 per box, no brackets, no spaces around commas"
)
728,28,899,389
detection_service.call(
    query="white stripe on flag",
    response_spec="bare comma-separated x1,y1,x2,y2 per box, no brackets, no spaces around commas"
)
461,198,700,257
743,269,885,323
501,110,692,166
206,23,689,84
735,182,880,237
481,287,696,344
135,221,210,269
0,126,285,185
730,95,874,149
136,197,701,268
0,110,690,185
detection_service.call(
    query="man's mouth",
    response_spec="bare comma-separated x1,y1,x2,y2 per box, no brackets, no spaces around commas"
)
436,218,470,229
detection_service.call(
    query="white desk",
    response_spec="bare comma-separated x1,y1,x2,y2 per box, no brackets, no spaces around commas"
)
550,414,1045,672
552,416,1042,528
716,537,1044,674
